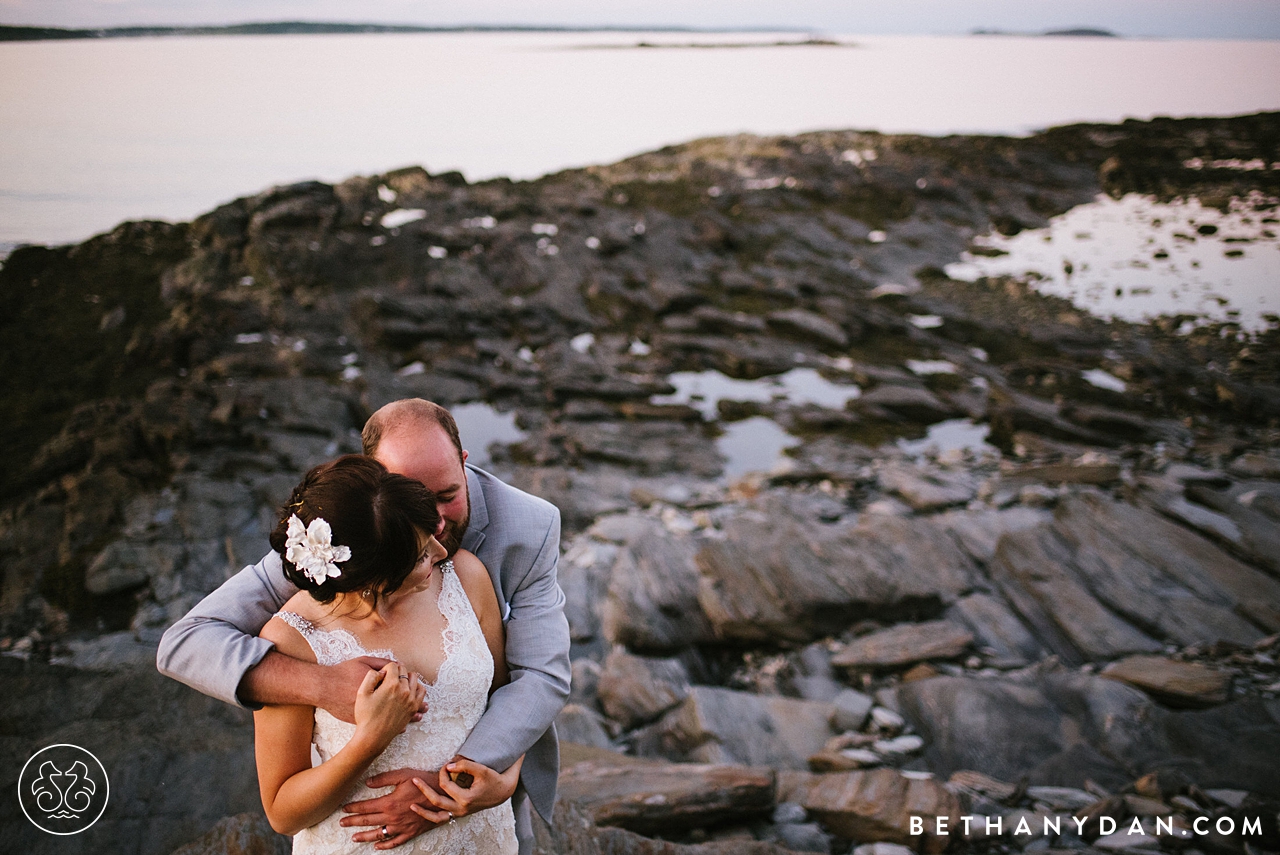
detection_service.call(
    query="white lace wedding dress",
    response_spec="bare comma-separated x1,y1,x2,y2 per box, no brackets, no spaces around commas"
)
274,559,517,854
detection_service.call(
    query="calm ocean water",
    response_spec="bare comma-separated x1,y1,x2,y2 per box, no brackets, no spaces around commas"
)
2,31,1280,250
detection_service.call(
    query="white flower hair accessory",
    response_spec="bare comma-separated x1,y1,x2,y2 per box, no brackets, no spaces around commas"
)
285,514,352,585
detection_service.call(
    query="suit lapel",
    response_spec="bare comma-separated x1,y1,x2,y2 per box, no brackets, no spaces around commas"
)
460,466,507,615
461,465,488,553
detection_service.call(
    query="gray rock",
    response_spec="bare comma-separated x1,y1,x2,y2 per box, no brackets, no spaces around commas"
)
558,537,619,643
1100,655,1231,707
1145,491,1246,548
781,436,876,483
870,707,905,731
1203,788,1248,808
557,703,619,750
872,735,925,757
691,305,769,334
798,642,836,678
2,659,261,855
989,523,1164,663
766,308,850,348
772,802,808,824
557,420,723,477
851,844,916,855
167,812,290,855
937,507,1052,565
64,631,159,672
570,658,603,708
793,674,844,703
1228,452,1280,480
85,541,170,594
831,688,876,731
779,768,960,853
896,671,1280,796
533,797,794,854
878,463,977,512
602,517,716,651
556,749,775,836
1094,830,1161,850
514,468,682,532
1025,785,1098,811
1054,494,1279,643
694,497,976,645
771,822,834,853
947,593,1043,668
633,685,836,769
597,649,692,728
857,385,954,422
809,747,881,771
1184,482,1280,575
831,621,974,671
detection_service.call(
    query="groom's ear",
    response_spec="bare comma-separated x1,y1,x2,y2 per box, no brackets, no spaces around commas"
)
461,449,469,463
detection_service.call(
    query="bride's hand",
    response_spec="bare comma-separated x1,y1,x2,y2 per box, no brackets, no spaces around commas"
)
352,663,425,752
319,656,427,725
410,754,524,819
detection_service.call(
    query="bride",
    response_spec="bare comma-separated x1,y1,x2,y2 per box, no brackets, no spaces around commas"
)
253,455,519,853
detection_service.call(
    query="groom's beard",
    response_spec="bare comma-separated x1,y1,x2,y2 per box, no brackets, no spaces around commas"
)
439,495,471,557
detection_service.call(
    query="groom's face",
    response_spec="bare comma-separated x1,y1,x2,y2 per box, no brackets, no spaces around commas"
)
374,425,471,557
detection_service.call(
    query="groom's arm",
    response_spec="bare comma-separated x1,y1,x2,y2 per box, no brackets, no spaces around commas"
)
458,509,571,771
156,551,298,707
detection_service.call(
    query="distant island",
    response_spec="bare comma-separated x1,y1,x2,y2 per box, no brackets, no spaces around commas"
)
572,37,850,50
0,22,775,42
972,27,1119,37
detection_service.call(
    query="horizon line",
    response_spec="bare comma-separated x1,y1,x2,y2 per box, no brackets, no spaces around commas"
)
0,20,1128,40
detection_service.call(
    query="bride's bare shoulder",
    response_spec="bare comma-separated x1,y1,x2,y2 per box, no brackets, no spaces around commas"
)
259,591,319,663
449,551,499,610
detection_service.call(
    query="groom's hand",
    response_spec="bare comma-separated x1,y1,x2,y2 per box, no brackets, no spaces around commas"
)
320,657,427,725
341,768,450,849
411,754,523,818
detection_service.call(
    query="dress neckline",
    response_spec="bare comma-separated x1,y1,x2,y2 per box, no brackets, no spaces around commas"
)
277,559,457,687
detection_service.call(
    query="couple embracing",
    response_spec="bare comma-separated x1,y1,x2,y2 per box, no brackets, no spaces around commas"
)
157,398,570,854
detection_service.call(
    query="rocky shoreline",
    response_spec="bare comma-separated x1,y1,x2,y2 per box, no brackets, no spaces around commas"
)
1,113,1278,854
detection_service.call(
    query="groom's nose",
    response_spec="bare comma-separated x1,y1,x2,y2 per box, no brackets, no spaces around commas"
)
435,517,446,537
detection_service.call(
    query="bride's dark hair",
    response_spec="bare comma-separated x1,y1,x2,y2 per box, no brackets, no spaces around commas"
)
269,455,439,604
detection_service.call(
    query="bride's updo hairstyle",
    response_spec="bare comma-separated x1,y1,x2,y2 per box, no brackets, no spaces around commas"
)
269,455,440,605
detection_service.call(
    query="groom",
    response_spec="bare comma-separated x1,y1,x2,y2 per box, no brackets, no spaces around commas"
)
157,398,570,853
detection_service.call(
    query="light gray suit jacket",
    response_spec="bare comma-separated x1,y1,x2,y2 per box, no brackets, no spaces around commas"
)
156,465,570,821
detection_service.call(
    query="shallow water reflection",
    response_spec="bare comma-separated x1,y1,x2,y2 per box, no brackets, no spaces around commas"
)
651,368,861,419
650,368,860,478
896,418,997,459
946,193,1280,333
450,402,527,469
717,416,801,481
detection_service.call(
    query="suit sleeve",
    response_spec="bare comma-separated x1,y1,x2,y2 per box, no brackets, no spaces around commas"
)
155,550,297,708
458,509,571,771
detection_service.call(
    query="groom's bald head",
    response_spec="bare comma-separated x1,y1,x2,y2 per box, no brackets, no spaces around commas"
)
363,398,471,555
362,398,463,464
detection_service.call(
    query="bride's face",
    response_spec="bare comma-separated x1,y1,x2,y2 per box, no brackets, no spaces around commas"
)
403,529,448,590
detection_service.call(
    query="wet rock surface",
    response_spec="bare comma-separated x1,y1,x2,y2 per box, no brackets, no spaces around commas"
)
3,113,1280,853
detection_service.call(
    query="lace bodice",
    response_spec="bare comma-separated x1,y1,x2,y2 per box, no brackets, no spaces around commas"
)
274,560,516,854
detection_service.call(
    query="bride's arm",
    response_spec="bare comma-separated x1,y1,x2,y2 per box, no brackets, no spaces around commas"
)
452,551,508,691
254,618,425,835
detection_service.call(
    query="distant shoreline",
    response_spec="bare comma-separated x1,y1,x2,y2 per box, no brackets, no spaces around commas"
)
0,22,801,42
0,22,1125,43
